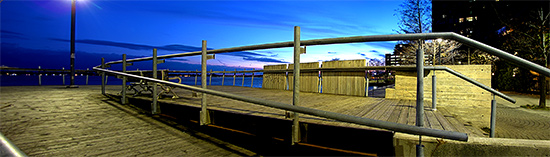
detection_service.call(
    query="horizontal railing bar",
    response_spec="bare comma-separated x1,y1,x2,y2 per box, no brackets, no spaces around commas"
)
0,67,92,73
99,32,550,79
122,65,513,103
125,66,417,74
451,34,550,77
426,66,516,103
101,33,452,66
0,132,27,157
94,67,468,141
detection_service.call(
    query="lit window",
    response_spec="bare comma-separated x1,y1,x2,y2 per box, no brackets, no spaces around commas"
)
475,16,478,20
467,17,474,22
442,14,447,18
459,18,464,23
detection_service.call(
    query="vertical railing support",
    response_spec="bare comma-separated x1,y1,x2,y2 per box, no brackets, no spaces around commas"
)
233,69,236,86
242,69,245,87
222,70,226,86
432,71,437,111
200,40,211,125
121,54,127,104
291,26,301,145
286,71,290,90
86,68,89,85
209,69,213,86
152,48,160,114
62,67,66,85
365,73,369,97
416,47,425,157
251,68,255,87
194,69,198,86
318,71,322,93
101,58,106,95
38,66,42,86
490,94,496,138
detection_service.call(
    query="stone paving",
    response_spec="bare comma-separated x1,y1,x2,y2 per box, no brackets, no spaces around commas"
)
496,93,550,140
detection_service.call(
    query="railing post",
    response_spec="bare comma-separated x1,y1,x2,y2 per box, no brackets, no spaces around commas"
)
318,71,322,93
286,71,290,90
195,69,198,86
62,67,65,85
242,69,245,87
432,70,437,111
101,58,105,95
122,54,127,104
152,48,160,114
200,40,211,125
209,69,213,85
416,47,425,157
222,69,225,86
365,73,369,97
233,69,236,86
490,94,496,138
292,26,301,145
251,68,255,87
38,66,42,86
86,68,89,85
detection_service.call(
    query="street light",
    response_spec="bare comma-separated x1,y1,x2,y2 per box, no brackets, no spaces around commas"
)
68,0,79,88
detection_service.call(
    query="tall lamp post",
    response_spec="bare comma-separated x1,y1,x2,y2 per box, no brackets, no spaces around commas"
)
68,0,79,88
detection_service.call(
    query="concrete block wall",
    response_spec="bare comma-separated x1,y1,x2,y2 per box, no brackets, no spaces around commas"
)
386,65,492,128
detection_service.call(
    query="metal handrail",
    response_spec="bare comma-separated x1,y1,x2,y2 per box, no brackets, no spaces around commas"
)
94,31,550,143
425,66,516,103
97,32,550,78
129,66,516,103
0,132,27,157
93,67,468,141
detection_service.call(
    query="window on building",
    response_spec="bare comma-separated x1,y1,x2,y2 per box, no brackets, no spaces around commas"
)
467,17,474,22
442,14,447,18
459,18,464,23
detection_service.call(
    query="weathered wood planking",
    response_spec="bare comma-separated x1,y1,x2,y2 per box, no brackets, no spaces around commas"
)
288,62,320,93
153,86,485,137
321,59,366,96
262,64,288,90
0,86,243,156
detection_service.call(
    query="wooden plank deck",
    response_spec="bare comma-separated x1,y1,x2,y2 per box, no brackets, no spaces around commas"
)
152,86,486,137
0,86,249,156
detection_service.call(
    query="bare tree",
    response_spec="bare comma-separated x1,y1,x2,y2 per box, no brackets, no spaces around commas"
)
394,0,432,34
468,49,498,65
394,0,463,65
498,6,549,108
397,39,463,65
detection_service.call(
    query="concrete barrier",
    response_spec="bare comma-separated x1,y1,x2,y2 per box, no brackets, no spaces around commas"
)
394,133,550,156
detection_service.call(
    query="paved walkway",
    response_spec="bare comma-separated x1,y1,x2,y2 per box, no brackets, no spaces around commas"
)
496,93,550,140
0,86,246,156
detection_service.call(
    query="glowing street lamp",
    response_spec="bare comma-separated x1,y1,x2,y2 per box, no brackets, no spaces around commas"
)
68,0,78,88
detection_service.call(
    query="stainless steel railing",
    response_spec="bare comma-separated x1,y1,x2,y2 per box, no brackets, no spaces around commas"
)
0,132,27,157
94,28,550,148
94,67,469,141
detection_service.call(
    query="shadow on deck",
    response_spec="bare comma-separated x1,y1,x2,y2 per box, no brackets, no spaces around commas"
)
118,85,486,155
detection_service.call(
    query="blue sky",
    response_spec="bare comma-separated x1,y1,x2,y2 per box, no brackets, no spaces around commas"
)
1,0,401,70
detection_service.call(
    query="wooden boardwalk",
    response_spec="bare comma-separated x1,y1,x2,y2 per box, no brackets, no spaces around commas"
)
0,85,487,156
155,86,486,137
0,86,248,156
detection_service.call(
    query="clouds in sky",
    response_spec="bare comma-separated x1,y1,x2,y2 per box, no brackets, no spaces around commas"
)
1,1,401,70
